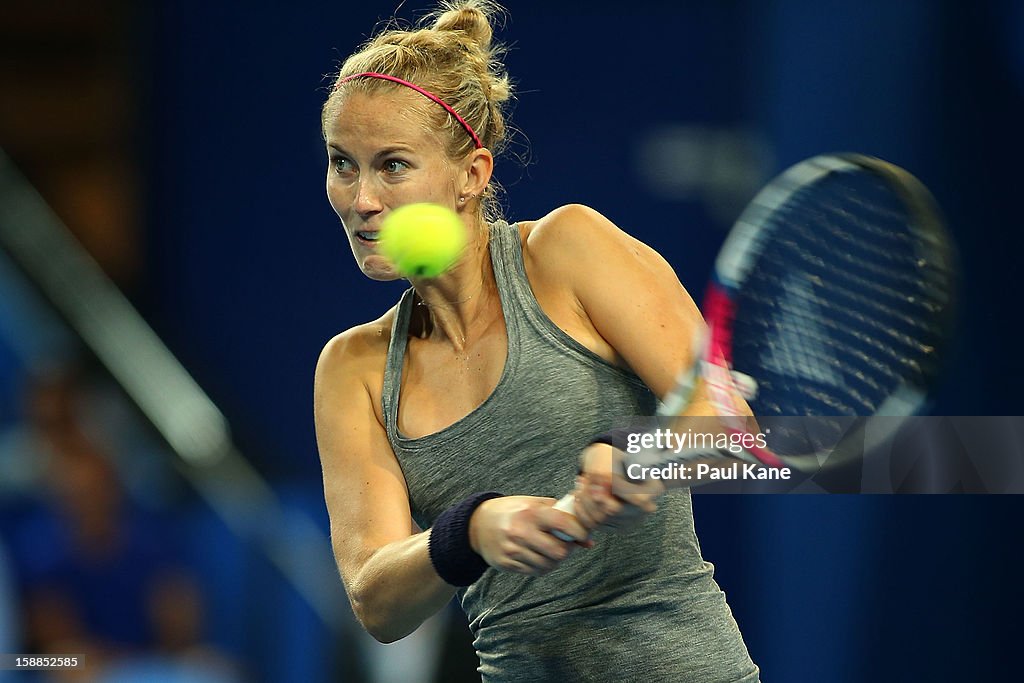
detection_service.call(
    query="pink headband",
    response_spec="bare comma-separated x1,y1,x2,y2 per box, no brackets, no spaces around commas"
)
336,72,483,150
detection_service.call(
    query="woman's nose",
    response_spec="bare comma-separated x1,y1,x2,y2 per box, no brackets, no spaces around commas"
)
353,178,383,216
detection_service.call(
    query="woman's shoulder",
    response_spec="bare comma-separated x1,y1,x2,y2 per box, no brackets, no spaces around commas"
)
518,203,615,246
518,203,653,282
316,305,399,386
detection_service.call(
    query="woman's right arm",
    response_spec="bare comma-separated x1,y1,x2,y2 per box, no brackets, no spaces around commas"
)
316,327,592,642
315,329,454,643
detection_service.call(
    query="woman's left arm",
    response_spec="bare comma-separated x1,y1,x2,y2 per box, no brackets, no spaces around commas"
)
525,203,708,408
522,204,722,530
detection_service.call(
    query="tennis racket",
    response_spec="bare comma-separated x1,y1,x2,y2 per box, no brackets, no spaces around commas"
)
553,153,956,525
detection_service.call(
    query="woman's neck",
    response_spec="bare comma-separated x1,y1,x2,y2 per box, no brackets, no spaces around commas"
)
410,232,499,351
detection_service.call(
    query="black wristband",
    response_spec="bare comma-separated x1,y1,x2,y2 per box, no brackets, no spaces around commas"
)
428,491,504,586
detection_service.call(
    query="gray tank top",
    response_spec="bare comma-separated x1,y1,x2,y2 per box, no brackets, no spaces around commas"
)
383,221,759,682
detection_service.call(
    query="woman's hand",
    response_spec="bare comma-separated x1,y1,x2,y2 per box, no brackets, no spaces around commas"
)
572,443,666,533
469,496,592,576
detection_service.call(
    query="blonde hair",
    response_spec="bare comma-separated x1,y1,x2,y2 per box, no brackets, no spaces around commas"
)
324,1,513,219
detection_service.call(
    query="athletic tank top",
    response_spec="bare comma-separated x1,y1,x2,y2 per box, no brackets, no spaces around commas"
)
383,221,759,682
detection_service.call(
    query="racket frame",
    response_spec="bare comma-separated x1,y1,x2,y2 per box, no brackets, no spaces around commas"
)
553,153,955,530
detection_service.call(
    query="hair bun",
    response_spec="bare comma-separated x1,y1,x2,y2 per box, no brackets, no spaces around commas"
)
431,1,496,51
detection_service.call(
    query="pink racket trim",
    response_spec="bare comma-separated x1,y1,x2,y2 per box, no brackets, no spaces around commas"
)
336,72,484,150
703,283,736,365
702,282,787,469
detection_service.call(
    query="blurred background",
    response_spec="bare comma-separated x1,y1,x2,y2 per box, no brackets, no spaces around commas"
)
1,1,1023,681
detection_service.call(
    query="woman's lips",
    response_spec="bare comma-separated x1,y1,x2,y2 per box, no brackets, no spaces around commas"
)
355,230,381,246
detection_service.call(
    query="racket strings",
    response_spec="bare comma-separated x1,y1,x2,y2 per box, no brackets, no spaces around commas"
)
744,267,940,367
782,222,949,316
731,170,951,418
739,296,924,409
742,196,948,323
797,185,946,293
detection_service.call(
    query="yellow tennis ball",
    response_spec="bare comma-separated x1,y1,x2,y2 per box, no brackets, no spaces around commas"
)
379,203,467,278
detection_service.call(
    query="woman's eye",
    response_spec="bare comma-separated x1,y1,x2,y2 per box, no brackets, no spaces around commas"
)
383,159,408,174
331,155,354,175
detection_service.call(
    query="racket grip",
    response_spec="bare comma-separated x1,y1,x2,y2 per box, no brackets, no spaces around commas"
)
551,493,576,541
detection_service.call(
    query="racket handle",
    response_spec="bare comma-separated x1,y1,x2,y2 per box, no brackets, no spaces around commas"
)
551,493,576,541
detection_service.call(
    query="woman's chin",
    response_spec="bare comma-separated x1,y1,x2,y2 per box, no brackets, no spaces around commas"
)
360,255,403,281
364,271,403,282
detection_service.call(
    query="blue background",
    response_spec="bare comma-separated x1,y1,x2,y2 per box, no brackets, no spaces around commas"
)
4,1,1023,681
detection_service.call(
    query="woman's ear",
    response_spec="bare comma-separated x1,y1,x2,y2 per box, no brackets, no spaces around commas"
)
460,147,494,199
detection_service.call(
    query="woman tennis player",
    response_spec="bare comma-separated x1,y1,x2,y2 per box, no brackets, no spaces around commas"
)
314,2,760,680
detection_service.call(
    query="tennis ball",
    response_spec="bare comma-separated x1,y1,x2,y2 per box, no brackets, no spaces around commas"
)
379,203,467,278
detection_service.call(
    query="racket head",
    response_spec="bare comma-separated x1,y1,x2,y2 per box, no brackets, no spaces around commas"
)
701,154,957,467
